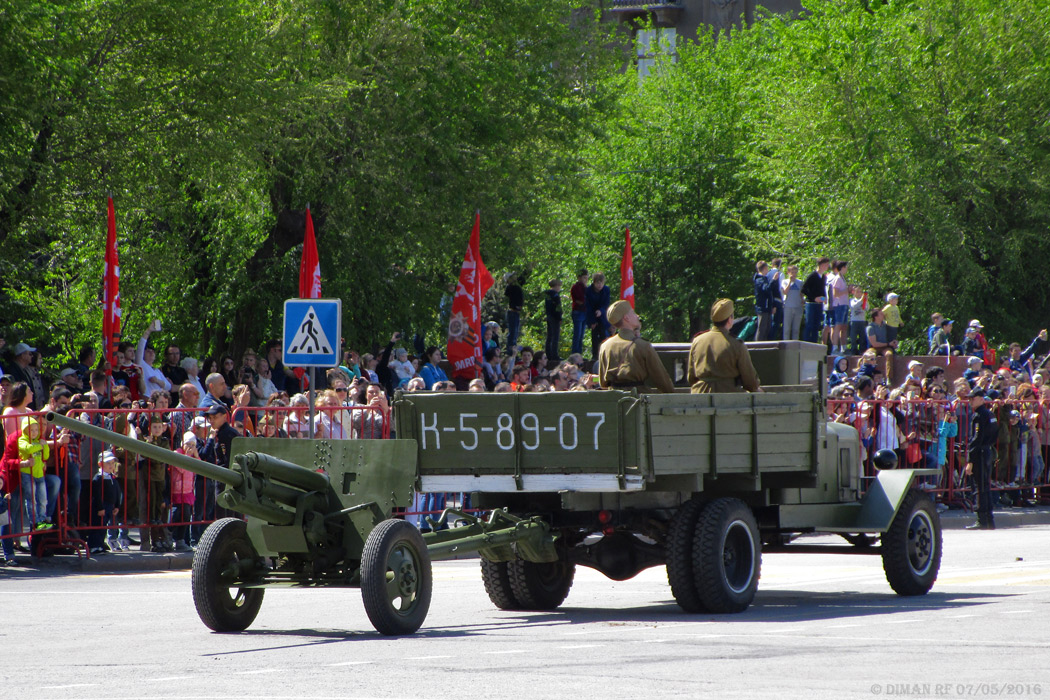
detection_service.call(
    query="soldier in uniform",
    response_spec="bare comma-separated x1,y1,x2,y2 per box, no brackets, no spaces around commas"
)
688,298,762,394
597,300,675,393
965,387,998,530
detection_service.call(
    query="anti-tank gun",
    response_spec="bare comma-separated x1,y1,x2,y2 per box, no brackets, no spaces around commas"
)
46,410,557,636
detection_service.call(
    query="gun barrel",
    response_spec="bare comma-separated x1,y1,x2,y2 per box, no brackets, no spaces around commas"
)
45,411,243,488
236,452,330,492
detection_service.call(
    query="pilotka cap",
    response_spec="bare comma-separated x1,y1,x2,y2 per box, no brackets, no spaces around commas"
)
607,300,632,326
711,298,734,323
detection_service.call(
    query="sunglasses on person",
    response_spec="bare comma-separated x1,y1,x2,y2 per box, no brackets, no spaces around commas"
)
334,387,348,393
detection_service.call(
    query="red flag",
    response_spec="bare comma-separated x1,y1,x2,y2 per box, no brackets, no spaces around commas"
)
102,197,122,373
299,206,321,298
619,227,635,309
447,212,494,379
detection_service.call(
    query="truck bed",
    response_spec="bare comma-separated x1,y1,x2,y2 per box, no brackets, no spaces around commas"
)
394,389,824,494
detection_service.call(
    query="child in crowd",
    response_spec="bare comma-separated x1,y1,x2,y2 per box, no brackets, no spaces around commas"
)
882,293,902,344
828,356,850,389
927,312,943,350
0,473,15,565
145,415,174,551
17,417,52,529
169,432,197,552
89,451,123,554
853,349,881,383
899,360,924,393
388,348,415,387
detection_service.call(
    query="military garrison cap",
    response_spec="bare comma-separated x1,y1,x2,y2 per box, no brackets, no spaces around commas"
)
607,300,632,326
711,298,734,323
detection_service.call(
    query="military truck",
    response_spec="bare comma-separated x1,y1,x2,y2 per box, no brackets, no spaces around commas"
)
47,341,941,636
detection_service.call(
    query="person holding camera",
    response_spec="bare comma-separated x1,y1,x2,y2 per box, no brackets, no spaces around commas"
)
238,348,268,407
135,320,172,397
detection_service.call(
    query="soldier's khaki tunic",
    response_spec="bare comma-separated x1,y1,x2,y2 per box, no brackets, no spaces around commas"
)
688,327,761,393
597,329,675,393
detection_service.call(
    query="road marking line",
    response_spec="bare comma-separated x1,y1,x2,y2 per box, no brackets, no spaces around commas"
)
1002,609,1034,614
235,669,281,675
146,677,193,682
40,684,97,690
947,614,978,619
825,624,861,629
882,618,922,624
483,649,528,655
560,620,712,636
406,655,454,660
558,644,605,649
328,661,374,666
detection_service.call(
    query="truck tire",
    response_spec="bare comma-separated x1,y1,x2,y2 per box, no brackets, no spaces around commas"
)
361,519,433,635
666,498,706,613
692,498,761,614
507,558,575,610
881,489,941,596
191,518,265,632
480,559,523,610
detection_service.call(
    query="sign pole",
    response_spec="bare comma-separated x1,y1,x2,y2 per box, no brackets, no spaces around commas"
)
308,367,315,438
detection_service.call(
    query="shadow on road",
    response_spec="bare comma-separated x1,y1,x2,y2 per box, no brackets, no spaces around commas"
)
207,590,1008,652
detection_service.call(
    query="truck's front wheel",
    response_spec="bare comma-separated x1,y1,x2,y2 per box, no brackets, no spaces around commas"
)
881,489,941,596
692,498,761,613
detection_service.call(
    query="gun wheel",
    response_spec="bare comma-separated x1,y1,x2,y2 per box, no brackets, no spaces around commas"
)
361,519,432,635
192,518,265,632
881,489,941,596
692,498,761,614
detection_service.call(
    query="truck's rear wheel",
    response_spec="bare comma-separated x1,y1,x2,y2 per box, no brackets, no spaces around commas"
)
361,519,433,635
507,558,575,610
192,518,265,632
666,498,706,613
881,489,941,596
692,498,761,613
480,559,523,610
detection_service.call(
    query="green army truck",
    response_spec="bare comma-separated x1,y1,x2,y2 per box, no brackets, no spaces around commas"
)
47,341,940,636
395,340,941,618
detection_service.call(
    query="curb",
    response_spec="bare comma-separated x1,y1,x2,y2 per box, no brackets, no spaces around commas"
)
939,507,1050,530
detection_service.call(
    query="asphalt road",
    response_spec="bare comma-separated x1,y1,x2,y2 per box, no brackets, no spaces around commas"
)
4,527,1049,700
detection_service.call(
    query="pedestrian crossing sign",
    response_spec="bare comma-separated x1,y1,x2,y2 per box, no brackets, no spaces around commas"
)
283,298,341,367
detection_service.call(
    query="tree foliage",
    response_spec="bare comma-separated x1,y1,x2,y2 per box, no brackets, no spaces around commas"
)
0,0,615,362
571,0,1050,347
2,0,1048,366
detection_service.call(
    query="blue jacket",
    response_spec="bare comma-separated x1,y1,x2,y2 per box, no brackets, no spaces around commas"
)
753,273,773,313
585,284,611,333
828,356,850,389
419,363,448,390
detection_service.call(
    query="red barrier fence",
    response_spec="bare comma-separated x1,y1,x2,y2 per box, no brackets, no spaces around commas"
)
828,396,1050,510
